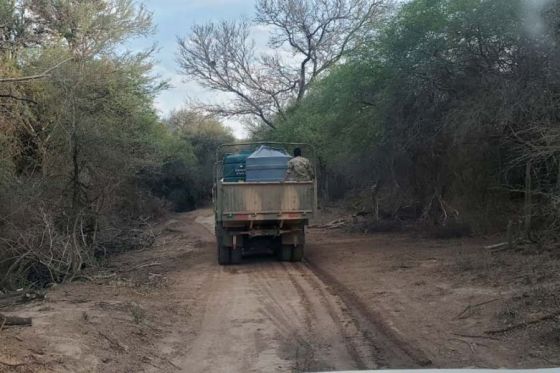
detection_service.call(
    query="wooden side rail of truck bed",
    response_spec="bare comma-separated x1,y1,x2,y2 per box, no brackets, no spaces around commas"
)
216,181,316,224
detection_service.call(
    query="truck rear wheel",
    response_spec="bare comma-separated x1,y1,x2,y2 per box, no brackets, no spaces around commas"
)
293,231,305,262
230,248,242,264
277,245,304,262
278,230,305,262
291,245,304,262
218,244,230,265
277,245,292,261
216,226,230,265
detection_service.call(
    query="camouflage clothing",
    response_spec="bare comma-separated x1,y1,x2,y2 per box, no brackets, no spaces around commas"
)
285,156,314,181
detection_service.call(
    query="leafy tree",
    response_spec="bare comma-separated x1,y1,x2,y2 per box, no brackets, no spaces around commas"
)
267,0,560,234
167,109,235,204
0,1,196,288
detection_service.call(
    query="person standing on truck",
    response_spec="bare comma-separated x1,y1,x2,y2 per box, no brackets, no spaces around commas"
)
285,147,314,181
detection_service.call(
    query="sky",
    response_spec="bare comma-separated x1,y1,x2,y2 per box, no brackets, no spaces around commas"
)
125,0,262,138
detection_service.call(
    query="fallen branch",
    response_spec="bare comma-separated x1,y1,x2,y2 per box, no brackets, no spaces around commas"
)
94,273,117,280
122,262,162,273
98,331,128,352
491,245,518,253
485,311,560,335
0,313,32,327
0,360,26,368
0,290,45,309
485,239,527,253
311,219,347,229
452,333,500,341
484,242,508,250
455,298,499,320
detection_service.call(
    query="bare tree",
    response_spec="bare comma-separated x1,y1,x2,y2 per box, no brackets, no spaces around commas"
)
177,0,383,128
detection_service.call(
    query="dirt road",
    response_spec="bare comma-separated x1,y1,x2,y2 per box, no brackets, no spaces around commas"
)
1,209,559,372
147,211,423,372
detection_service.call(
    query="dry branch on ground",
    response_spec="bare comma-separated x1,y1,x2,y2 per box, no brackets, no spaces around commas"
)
485,311,560,335
0,313,32,327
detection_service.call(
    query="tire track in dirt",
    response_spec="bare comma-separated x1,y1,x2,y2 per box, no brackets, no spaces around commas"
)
283,263,371,370
154,210,431,372
303,254,434,368
248,259,382,371
250,262,319,371
248,261,363,371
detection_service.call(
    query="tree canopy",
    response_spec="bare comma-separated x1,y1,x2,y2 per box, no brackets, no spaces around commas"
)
3,0,560,287
265,0,560,234
0,0,231,289
177,0,385,128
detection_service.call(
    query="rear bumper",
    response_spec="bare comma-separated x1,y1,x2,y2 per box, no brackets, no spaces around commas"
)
230,227,304,238
221,210,312,222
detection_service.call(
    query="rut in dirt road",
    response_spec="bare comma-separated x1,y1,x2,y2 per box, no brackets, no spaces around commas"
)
3,210,555,372
169,261,375,372
152,210,424,372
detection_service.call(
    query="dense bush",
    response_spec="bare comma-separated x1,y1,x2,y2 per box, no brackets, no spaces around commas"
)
261,0,560,236
0,1,228,289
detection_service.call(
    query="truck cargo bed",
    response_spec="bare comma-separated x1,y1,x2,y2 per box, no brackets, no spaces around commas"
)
216,181,315,222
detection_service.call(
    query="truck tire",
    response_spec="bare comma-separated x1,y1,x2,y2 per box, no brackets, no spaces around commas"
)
290,231,305,262
278,245,292,262
291,245,304,262
216,226,230,265
230,249,242,264
218,245,230,265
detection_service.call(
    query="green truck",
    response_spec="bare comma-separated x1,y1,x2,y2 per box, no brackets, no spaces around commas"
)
213,142,317,265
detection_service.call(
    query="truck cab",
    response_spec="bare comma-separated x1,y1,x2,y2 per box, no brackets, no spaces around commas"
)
213,142,317,265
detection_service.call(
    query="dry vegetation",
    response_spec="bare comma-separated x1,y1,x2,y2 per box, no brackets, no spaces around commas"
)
252,0,560,243
0,1,232,291
1,0,560,368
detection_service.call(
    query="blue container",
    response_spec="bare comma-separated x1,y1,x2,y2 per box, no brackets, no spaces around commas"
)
246,146,292,182
223,149,253,182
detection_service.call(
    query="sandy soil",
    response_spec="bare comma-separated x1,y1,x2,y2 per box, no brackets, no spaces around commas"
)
0,209,559,372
